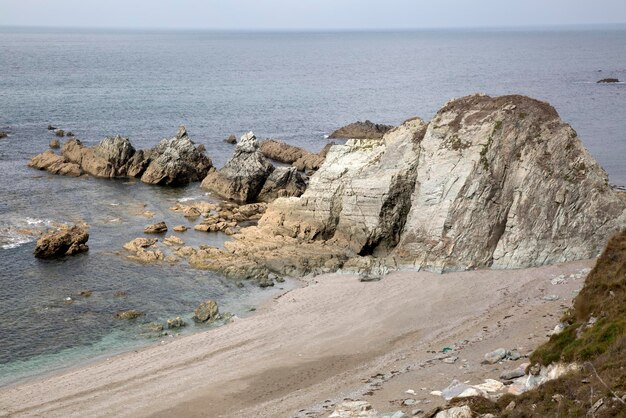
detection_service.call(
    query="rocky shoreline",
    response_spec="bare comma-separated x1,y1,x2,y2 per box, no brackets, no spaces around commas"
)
28,94,626,291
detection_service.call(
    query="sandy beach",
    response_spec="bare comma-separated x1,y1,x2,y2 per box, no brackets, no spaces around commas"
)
0,259,592,417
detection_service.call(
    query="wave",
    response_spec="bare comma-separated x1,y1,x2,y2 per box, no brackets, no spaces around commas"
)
0,218,54,250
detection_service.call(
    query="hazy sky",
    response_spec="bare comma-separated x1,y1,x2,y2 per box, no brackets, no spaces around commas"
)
1,0,625,30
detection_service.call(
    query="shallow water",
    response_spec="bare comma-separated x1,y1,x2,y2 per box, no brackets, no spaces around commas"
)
0,27,625,386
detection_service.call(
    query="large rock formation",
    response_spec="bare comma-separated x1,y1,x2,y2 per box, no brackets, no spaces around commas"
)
257,166,307,202
28,126,212,186
213,95,626,277
201,132,274,202
34,225,89,259
140,126,213,185
329,120,394,139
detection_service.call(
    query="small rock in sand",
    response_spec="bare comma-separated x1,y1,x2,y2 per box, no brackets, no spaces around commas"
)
167,317,186,329
483,348,507,364
193,299,220,322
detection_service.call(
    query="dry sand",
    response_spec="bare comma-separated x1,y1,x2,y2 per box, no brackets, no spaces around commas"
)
0,259,593,417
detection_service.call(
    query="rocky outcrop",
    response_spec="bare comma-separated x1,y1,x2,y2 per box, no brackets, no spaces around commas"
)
201,132,274,202
214,95,625,277
28,126,212,186
259,139,332,172
34,225,89,259
395,95,625,271
329,120,394,139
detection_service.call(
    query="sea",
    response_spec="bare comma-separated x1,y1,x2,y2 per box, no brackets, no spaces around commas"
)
0,26,625,386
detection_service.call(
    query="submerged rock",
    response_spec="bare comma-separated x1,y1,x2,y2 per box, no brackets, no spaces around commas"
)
144,222,168,234
34,225,89,259
201,132,274,202
167,317,186,329
114,309,144,320
0,131,7,139
49,139,61,149
193,300,220,322
597,78,619,83
329,120,394,139
225,134,237,144
54,129,65,137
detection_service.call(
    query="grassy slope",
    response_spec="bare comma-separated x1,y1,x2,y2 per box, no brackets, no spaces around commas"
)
451,229,626,417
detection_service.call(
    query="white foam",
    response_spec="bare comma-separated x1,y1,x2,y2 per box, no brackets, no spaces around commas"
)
178,196,200,202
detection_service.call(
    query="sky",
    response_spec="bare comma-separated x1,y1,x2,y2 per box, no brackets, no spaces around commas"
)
1,0,625,30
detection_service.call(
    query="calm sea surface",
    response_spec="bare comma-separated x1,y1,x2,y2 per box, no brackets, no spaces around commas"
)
0,27,625,386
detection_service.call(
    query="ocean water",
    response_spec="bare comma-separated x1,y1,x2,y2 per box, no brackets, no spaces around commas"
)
0,27,625,386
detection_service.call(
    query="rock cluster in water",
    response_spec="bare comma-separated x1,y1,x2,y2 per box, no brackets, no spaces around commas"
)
29,126,213,186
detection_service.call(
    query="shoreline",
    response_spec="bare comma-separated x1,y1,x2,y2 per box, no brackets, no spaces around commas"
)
0,259,593,417
0,274,302,391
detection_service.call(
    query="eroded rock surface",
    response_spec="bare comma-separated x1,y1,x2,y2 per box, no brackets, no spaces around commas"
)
259,139,328,171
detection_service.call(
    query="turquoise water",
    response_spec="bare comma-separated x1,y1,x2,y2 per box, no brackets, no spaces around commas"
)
0,27,625,386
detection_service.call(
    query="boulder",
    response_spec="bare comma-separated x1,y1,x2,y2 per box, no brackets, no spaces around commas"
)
201,132,274,202
34,225,89,259
80,135,137,178
0,131,8,139
483,348,507,364
329,120,394,139
49,139,61,149
144,222,168,234
225,134,237,144
257,166,307,202
193,300,220,322
54,129,65,137
173,225,188,232
597,78,619,83
328,401,378,418
66,131,74,137
140,126,213,186
47,125,56,131
434,406,472,418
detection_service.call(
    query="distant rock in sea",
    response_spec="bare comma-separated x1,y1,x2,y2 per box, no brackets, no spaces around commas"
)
597,78,619,83
329,120,394,139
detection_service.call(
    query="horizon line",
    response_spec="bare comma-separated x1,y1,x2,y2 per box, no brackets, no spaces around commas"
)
1,22,626,33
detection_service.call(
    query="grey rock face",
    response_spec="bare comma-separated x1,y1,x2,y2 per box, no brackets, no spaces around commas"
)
395,94,626,271
257,166,307,202
141,126,213,186
201,132,274,202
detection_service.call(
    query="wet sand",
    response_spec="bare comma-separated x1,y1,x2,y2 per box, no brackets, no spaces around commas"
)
0,259,592,417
